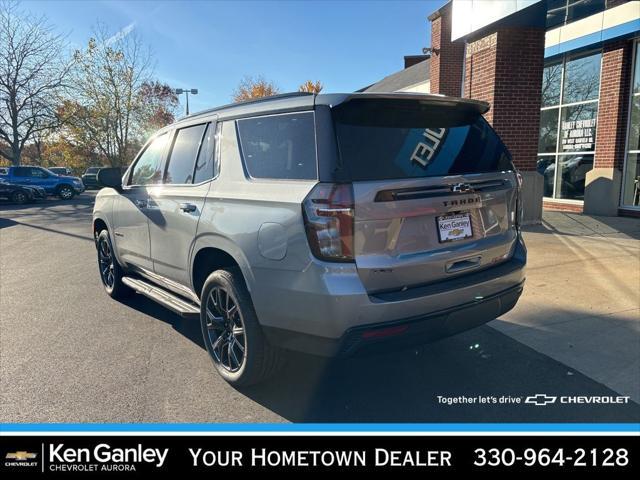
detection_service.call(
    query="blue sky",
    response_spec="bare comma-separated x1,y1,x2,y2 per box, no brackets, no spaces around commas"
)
28,0,445,113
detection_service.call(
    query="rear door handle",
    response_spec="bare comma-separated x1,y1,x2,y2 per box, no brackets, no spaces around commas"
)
179,203,197,213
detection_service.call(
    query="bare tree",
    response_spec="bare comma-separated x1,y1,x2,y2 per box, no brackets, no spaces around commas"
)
233,75,280,102
0,1,70,165
66,23,155,167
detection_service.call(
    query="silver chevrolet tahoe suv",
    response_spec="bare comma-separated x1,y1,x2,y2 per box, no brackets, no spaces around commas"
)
93,92,526,386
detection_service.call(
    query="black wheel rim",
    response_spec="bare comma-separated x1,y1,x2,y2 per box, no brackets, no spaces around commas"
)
15,192,26,203
205,287,246,372
98,237,115,289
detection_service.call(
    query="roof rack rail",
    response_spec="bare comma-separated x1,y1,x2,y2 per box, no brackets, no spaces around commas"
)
184,91,315,120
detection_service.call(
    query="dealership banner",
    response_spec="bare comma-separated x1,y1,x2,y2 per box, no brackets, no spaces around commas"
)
1,434,637,475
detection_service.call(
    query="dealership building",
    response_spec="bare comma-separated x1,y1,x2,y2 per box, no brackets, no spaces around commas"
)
367,0,640,221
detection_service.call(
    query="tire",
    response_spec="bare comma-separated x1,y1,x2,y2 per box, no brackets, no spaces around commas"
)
10,190,29,204
96,230,131,299
200,268,284,386
57,185,75,200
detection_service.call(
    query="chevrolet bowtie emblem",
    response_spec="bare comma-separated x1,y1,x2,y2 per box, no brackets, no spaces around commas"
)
525,394,557,406
6,451,37,460
451,183,473,193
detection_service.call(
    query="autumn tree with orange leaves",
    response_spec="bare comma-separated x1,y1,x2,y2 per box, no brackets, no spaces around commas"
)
233,76,280,102
298,80,323,94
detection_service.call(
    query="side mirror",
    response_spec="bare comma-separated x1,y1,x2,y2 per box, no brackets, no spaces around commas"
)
97,167,123,191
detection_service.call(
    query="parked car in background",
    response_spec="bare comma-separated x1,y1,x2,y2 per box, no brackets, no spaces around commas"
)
0,177,46,204
0,166,84,199
93,92,526,386
48,166,73,176
82,167,102,189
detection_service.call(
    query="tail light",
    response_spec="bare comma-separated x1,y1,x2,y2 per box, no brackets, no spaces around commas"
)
302,183,354,262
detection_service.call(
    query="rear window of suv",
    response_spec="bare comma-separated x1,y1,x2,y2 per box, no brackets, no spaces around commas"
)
237,112,317,180
332,99,513,181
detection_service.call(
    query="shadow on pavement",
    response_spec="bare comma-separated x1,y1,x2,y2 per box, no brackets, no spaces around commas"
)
525,211,640,240
119,292,640,423
0,193,95,239
120,293,206,349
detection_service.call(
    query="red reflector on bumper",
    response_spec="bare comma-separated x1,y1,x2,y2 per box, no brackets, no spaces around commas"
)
361,325,409,339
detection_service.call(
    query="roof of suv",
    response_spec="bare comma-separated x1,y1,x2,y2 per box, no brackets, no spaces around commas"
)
168,92,490,130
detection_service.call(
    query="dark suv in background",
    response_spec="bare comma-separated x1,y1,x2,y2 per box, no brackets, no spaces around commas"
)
82,167,102,189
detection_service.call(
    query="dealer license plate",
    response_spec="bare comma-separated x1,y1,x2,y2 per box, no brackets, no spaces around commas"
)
437,213,473,243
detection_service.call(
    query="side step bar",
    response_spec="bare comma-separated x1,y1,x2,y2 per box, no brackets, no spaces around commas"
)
122,276,200,319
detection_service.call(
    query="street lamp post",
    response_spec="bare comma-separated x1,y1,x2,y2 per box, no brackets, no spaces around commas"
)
175,88,198,116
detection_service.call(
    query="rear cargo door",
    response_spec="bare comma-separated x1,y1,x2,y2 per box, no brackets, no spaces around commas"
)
332,97,519,293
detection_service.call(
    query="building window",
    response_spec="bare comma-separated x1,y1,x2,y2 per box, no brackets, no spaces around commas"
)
546,0,612,29
538,50,602,200
622,40,640,208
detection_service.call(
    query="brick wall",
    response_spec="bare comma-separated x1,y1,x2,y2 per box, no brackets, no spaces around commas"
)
594,39,632,170
464,28,545,171
429,3,464,97
464,33,498,124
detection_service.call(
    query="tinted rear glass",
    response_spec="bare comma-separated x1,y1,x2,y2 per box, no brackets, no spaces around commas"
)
237,112,317,180
333,101,513,181
165,123,207,184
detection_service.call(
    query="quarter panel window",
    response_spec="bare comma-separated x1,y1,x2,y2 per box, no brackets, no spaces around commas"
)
165,123,207,185
237,112,317,180
193,123,217,184
130,134,168,186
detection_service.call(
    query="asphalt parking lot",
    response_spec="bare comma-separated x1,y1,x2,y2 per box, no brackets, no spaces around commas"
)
1,192,639,423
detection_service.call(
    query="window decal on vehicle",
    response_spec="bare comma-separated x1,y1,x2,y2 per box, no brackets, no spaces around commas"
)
409,128,448,168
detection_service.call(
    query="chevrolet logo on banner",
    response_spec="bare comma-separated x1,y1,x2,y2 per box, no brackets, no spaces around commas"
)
525,394,557,406
6,451,37,461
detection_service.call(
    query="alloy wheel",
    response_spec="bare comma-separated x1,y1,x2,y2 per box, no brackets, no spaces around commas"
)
60,187,73,199
205,287,246,372
98,237,115,288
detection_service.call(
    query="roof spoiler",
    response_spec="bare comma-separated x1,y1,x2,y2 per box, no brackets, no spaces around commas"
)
330,92,490,115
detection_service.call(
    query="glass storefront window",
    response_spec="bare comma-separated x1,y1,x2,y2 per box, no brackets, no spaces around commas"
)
566,0,607,24
562,52,602,104
554,154,594,200
537,156,556,197
538,108,559,153
622,42,640,208
622,154,640,206
546,0,609,29
560,103,598,153
546,0,568,29
542,62,562,107
627,95,640,152
537,50,601,201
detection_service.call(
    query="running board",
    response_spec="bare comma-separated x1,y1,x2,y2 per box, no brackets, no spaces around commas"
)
122,276,200,319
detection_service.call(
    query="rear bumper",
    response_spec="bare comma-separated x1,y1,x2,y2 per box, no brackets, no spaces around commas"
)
263,281,524,357
255,234,527,356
